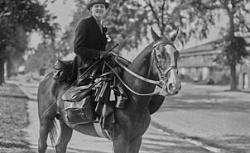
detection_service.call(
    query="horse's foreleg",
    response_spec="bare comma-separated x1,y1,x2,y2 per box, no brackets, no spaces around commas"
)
55,120,73,153
127,136,142,153
113,134,129,153
38,118,53,153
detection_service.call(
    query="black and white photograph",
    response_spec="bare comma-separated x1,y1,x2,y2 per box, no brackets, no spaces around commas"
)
0,0,250,153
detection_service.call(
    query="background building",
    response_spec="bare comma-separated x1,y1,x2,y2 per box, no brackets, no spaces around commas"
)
179,35,250,89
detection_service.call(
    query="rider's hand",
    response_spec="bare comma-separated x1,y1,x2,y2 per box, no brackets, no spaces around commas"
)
100,50,110,58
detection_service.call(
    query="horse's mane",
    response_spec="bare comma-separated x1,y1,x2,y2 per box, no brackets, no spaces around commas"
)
130,42,154,69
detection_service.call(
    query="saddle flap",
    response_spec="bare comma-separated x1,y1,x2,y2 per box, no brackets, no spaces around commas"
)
62,84,93,102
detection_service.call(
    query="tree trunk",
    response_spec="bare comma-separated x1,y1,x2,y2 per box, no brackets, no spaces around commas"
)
225,4,237,90
0,59,5,85
6,58,12,78
230,63,237,90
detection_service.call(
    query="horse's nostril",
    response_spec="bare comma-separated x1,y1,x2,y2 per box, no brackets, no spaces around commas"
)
168,83,174,91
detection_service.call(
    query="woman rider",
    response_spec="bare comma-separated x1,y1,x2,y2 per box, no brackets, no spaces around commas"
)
74,0,110,85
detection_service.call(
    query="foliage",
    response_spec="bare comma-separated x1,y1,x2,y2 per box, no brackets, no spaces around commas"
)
215,36,248,65
25,43,57,73
106,0,194,50
0,0,58,48
185,0,250,37
0,0,59,80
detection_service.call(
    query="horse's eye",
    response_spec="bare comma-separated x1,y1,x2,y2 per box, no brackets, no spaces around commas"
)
174,51,180,58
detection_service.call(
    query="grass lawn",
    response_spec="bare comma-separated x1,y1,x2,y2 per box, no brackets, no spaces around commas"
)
0,83,34,153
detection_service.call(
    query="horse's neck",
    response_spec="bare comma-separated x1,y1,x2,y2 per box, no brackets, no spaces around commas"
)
129,54,151,78
129,43,154,78
123,45,157,108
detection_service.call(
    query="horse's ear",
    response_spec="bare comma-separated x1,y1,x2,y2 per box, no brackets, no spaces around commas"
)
170,28,180,42
57,59,64,66
151,27,161,41
57,59,63,64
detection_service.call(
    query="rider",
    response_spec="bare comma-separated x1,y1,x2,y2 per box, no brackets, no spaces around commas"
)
74,0,110,85
63,0,127,108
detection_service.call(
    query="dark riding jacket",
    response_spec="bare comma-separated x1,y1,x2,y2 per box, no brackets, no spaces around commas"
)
74,16,107,62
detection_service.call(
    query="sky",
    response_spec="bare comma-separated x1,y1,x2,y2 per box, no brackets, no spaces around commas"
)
29,0,76,48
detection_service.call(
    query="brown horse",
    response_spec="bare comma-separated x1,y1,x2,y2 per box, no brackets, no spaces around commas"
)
37,28,181,153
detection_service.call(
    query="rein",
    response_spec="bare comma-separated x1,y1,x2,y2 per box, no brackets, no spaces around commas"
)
114,57,161,86
104,60,163,96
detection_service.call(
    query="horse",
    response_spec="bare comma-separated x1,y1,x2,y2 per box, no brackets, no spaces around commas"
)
37,28,181,153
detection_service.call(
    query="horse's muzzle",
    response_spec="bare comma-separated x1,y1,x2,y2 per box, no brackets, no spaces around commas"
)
164,68,181,95
166,81,181,95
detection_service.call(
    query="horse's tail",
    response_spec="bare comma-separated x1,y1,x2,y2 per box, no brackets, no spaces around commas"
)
48,117,58,147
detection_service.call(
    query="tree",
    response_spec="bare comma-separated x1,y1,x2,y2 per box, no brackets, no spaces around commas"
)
5,26,28,77
183,0,250,90
0,0,58,85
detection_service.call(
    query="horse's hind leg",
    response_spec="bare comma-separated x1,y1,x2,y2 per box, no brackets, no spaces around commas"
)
38,117,54,153
55,120,73,153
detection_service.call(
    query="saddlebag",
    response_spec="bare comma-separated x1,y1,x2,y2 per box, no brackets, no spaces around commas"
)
65,96,94,124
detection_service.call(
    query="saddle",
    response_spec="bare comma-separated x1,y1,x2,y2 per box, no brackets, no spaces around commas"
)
56,58,128,129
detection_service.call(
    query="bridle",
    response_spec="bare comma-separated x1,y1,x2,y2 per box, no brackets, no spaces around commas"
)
151,41,178,96
152,41,178,79
106,41,178,96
